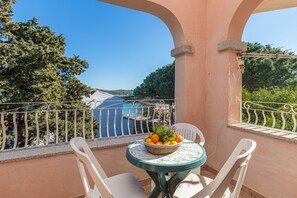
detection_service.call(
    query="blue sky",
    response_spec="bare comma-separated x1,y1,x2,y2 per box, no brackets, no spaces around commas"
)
12,1,297,90
243,7,297,53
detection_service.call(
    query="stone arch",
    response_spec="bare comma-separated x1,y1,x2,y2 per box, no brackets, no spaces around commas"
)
227,0,264,40
100,0,185,47
216,0,264,124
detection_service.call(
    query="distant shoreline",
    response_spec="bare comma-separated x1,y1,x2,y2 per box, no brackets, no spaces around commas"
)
98,89,133,96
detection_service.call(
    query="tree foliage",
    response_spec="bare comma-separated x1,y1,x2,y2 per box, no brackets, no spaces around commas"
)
0,0,95,147
243,42,297,91
242,87,297,103
0,0,15,34
134,43,297,101
242,87,296,131
134,63,174,99
0,0,93,103
0,17,93,102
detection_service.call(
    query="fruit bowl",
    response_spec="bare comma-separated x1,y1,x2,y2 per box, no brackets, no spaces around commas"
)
144,139,183,155
144,122,184,155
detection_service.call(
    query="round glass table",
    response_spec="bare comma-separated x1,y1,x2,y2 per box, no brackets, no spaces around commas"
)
126,140,207,198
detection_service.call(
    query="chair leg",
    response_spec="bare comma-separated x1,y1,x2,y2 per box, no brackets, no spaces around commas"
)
191,167,201,175
151,179,155,192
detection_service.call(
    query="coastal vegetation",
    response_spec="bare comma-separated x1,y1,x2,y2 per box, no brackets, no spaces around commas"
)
133,43,297,131
134,43,297,103
0,0,95,147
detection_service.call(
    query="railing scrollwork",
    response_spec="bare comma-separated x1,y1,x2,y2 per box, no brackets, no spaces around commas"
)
241,101,297,132
0,99,175,151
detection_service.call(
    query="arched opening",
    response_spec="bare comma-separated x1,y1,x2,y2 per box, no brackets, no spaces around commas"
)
226,0,297,130
100,0,185,47
224,1,296,123
1,0,180,148
240,8,297,131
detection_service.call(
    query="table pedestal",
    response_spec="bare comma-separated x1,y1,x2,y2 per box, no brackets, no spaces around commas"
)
147,170,190,198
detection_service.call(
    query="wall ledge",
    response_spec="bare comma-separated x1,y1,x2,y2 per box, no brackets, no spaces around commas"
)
171,45,195,57
0,134,148,163
228,123,297,143
217,40,247,52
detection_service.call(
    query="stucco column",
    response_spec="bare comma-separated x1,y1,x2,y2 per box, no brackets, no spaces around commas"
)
172,46,194,123
217,40,247,124
172,44,206,129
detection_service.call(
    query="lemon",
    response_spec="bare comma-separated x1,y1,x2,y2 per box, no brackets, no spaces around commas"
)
171,141,177,145
145,138,152,143
163,141,170,145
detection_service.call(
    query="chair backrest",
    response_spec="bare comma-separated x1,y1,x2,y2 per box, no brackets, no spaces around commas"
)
193,138,256,198
173,123,205,146
70,137,113,198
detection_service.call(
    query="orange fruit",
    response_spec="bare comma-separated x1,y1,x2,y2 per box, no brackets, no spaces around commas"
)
149,132,153,138
145,138,152,143
151,134,159,143
175,134,183,143
148,142,155,144
156,141,162,145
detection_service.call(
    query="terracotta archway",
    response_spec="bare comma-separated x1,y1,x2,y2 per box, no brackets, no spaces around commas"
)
100,0,207,126
100,0,185,47
229,0,264,122
228,0,264,40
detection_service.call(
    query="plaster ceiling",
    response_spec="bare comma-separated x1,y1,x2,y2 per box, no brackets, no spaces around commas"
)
254,0,297,13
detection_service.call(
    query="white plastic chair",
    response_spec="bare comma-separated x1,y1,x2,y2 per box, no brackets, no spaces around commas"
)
173,123,205,146
173,138,256,198
70,137,146,198
173,123,205,175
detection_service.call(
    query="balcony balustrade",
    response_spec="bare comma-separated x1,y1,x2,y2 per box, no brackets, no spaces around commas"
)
241,101,297,132
0,99,175,151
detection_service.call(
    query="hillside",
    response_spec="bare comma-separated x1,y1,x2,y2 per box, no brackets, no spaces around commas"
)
98,89,133,96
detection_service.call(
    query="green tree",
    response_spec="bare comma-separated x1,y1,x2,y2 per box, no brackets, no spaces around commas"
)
0,18,93,102
0,0,95,148
134,43,297,100
243,42,297,91
134,62,175,99
242,87,297,103
241,43,297,131
0,0,15,97
0,0,15,36
242,87,297,131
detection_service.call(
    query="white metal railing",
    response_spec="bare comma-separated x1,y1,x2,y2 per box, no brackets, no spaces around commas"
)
0,99,175,151
241,101,297,132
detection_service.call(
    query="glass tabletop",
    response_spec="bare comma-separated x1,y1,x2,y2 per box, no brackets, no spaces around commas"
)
126,140,207,173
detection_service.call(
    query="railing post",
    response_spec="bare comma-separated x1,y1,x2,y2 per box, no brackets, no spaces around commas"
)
0,99,177,151
1,113,6,151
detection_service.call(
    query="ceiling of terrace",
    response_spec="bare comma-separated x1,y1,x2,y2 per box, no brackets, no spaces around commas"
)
255,0,297,13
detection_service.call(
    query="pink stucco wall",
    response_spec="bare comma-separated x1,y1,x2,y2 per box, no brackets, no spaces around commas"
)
99,0,297,197
207,127,297,197
0,0,296,197
0,146,148,198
